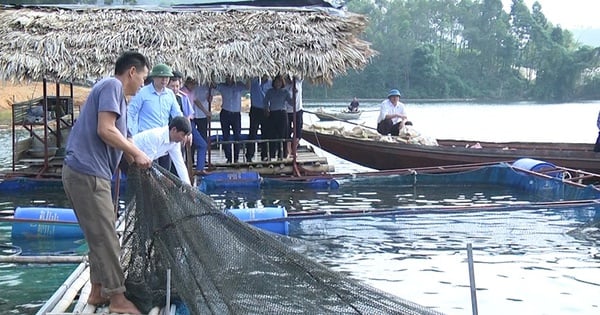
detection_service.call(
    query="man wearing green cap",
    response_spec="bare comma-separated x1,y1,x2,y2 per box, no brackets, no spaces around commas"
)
127,63,184,169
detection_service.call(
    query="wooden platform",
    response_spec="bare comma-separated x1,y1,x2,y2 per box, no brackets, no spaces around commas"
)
204,143,334,176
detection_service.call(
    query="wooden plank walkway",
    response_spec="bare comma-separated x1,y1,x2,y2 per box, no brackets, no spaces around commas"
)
204,142,334,176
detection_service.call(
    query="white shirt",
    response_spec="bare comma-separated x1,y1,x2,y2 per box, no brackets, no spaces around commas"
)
285,78,304,113
132,126,191,185
377,99,407,124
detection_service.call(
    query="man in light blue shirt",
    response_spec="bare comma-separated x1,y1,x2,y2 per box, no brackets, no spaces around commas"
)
247,76,271,162
216,76,248,163
168,76,208,174
127,63,182,135
127,63,183,169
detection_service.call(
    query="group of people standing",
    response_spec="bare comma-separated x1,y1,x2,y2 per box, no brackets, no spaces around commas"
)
214,74,304,163
247,74,304,162
60,51,306,314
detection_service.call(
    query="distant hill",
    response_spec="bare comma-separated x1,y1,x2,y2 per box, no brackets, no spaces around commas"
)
570,28,600,47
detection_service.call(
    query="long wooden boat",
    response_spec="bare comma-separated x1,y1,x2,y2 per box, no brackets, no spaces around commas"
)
302,126,600,174
313,109,362,121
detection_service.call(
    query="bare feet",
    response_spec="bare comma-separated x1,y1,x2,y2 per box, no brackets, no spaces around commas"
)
87,283,109,306
109,293,141,314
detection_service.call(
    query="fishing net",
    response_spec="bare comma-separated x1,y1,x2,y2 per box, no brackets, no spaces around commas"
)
120,166,445,315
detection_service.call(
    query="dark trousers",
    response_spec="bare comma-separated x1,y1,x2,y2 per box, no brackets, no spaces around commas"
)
377,119,402,136
595,131,600,152
247,106,268,160
158,155,172,170
193,117,208,141
286,110,303,156
265,110,288,159
219,109,241,162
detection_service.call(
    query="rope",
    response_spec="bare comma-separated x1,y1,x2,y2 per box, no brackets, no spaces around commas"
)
0,244,22,256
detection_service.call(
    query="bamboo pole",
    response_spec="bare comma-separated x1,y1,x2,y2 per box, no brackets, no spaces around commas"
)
0,255,86,264
35,262,87,315
50,267,90,313
73,281,92,313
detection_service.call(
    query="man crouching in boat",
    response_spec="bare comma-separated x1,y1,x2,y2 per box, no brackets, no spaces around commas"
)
377,89,409,136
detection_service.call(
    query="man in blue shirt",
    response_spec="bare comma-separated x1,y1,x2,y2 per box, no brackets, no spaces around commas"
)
247,76,271,162
168,76,208,175
127,63,183,169
62,51,152,314
216,76,248,163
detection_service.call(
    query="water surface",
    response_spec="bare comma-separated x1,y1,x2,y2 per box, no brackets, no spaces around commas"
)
1,101,599,314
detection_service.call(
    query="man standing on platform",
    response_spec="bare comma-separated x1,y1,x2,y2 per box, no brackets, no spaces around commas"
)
127,63,183,169
247,76,271,162
285,76,304,158
168,76,208,175
62,51,152,314
215,76,248,163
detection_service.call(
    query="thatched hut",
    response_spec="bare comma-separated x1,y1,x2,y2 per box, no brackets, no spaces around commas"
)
0,1,376,85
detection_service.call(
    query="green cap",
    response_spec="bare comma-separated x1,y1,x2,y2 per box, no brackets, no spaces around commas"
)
150,63,174,77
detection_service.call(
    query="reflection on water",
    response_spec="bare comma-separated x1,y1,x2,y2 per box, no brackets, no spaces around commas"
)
290,208,600,315
206,183,540,213
1,99,600,315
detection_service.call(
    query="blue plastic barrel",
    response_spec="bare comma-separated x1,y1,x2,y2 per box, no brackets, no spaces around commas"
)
199,171,262,190
512,158,562,178
11,207,83,240
228,207,289,235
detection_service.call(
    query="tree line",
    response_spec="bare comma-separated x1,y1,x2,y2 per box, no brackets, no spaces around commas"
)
304,0,600,102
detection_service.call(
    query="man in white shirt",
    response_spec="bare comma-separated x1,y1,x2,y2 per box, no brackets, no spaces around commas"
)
132,116,192,185
377,89,408,136
285,76,304,158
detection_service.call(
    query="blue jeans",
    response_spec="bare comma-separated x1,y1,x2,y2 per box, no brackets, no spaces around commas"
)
191,120,207,171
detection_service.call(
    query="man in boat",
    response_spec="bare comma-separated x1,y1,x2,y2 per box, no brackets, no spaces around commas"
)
127,63,185,169
348,96,360,112
132,116,193,185
62,51,152,314
377,89,408,136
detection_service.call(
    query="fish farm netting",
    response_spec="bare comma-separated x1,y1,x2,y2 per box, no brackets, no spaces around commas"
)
339,163,600,202
120,166,444,315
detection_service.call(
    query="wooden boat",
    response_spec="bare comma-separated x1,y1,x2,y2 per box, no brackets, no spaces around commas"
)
302,125,600,174
313,108,362,121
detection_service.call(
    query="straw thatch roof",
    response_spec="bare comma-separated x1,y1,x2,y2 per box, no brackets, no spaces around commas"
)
0,4,376,85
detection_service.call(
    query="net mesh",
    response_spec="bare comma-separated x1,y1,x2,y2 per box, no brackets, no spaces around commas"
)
120,166,444,314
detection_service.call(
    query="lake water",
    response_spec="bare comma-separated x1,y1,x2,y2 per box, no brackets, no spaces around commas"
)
1,101,599,314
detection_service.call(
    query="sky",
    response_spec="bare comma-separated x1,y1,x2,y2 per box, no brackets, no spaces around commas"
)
502,0,600,29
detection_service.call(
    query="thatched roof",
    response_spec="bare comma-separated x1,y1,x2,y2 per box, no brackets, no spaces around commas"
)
0,4,376,85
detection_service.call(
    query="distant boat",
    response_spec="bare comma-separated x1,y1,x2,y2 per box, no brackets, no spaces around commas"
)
313,108,362,121
302,125,600,175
